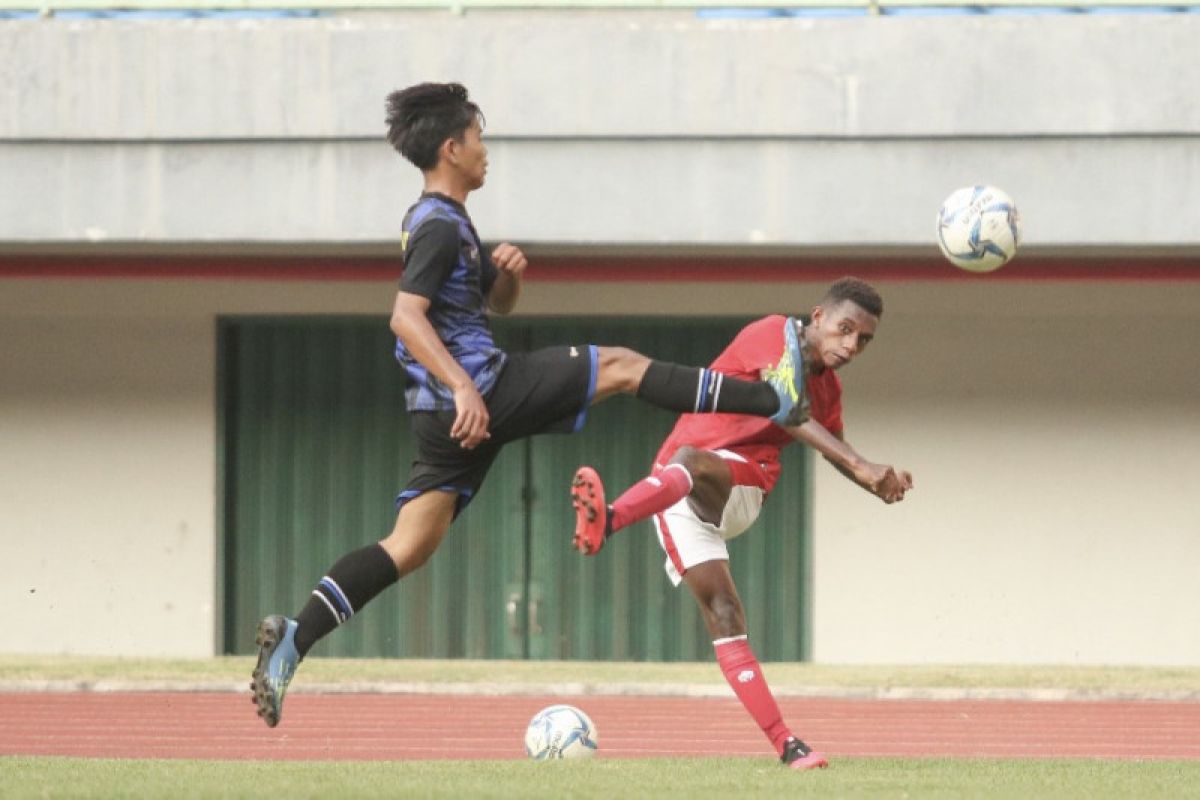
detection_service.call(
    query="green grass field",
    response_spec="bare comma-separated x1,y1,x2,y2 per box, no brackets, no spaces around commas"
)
5,755,1199,800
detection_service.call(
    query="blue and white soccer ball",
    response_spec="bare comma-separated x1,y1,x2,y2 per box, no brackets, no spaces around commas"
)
524,704,599,760
936,185,1022,273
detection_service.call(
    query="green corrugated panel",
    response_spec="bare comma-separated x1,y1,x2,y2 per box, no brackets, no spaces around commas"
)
512,317,812,662
222,318,524,658
518,318,722,662
221,316,812,661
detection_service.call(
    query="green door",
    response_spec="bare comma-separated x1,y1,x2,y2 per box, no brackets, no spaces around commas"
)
517,319,812,662
220,318,525,660
219,317,812,661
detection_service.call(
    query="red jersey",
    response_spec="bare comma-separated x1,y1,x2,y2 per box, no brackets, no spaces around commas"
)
653,315,843,494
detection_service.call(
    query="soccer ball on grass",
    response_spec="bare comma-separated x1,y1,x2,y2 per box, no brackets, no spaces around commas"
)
936,185,1022,273
524,704,599,760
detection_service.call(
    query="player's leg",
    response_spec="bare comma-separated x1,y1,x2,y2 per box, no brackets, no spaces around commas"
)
589,317,808,426
648,479,827,768
250,489,456,727
250,406,496,728
684,560,828,770
572,446,730,555
253,344,585,720
378,489,458,577
291,488,456,653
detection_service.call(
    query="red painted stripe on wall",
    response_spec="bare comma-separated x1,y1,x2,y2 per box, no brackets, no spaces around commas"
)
0,256,402,282
1,255,1198,282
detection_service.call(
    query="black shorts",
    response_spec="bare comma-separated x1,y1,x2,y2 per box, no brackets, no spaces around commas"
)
397,344,598,516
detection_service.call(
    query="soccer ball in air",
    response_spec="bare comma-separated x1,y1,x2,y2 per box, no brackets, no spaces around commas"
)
936,185,1022,273
524,704,599,760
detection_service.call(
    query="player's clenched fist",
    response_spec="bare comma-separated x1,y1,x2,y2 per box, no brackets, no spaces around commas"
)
491,243,527,277
875,467,913,504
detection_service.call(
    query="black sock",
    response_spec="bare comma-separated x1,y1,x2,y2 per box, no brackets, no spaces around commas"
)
293,542,399,657
636,361,779,417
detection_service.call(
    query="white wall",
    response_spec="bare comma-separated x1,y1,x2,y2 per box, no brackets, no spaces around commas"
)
0,278,384,657
0,311,217,656
811,281,1200,664
1,276,1198,663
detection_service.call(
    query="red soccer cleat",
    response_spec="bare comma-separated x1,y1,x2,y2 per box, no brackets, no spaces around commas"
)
781,737,829,770
571,466,609,555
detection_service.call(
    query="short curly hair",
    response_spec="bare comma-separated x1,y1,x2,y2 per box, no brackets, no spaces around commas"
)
821,276,883,318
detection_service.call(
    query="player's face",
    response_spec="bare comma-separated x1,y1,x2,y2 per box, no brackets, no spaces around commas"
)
449,117,488,190
807,300,878,371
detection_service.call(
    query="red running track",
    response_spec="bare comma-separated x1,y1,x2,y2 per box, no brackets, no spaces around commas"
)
2,693,1198,762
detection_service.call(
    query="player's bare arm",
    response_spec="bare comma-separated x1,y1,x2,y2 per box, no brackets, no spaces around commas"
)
486,242,526,314
790,418,912,504
390,290,491,449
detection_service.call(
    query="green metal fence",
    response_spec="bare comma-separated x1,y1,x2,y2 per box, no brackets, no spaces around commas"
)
219,315,814,662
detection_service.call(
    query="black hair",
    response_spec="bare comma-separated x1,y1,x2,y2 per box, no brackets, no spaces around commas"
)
384,82,483,170
821,276,883,318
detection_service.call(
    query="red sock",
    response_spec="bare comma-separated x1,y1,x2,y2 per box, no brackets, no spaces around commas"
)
609,463,693,532
715,636,792,756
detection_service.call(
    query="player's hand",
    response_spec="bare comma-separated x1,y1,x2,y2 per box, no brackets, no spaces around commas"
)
450,383,491,449
491,243,528,278
876,467,912,504
860,463,912,504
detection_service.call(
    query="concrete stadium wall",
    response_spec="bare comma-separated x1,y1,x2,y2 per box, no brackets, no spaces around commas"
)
2,10,1198,663
2,276,1198,663
810,281,1200,665
1,312,217,657
2,13,1200,249
0,279,387,657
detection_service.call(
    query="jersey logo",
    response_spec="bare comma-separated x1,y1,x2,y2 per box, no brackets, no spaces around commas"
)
569,346,579,358
400,230,409,252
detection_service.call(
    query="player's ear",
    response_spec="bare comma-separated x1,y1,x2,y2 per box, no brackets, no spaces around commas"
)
439,137,459,165
810,305,824,325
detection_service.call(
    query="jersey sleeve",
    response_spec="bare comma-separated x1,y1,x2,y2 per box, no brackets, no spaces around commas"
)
822,393,844,437
400,217,459,300
479,243,498,298
709,315,791,382
812,371,845,436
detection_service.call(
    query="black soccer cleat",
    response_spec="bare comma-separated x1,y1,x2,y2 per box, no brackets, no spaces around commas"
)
781,736,829,770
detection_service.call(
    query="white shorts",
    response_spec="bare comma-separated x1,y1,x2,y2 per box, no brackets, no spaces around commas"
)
652,449,766,587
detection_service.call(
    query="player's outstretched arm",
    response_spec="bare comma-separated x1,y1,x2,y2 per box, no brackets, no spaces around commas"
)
789,419,913,504
390,290,490,449
486,243,527,315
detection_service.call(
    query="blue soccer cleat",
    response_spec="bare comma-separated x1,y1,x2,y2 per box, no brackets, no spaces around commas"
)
762,317,810,427
250,615,299,728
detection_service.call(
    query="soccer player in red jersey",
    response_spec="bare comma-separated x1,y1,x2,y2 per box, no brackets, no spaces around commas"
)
571,277,913,770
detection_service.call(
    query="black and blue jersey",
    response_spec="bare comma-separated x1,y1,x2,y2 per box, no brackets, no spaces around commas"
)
396,192,508,411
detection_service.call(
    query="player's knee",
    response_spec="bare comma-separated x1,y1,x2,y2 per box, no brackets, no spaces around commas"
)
401,543,435,574
672,446,704,469
596,346,650,394
672,447,723,493
383,513,451,577
381,532,419,576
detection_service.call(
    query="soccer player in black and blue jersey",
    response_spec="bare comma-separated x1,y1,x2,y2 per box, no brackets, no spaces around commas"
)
250,82,811,728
